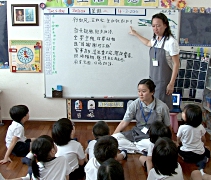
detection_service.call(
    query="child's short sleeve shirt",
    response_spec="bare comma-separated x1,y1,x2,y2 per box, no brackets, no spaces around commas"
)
32,156,71,180
147,163,184,180
56,140,85,172
147,142,154,157
85,140,97,160
177,124,206,154
5,121,26,148
85,157,100,180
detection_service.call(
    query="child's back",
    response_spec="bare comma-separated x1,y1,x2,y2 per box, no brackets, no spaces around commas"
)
147,137,184,180
52,118,85,179
31,135,71,180
177,104,210,163
97,158,125,180
85,121,109,159
0,105,35,165
55,140,85,172
139,121,172,173
85,135,119,180
177,124,205,154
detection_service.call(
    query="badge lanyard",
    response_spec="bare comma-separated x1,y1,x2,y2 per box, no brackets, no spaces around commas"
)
140,102,152,124
154,36,165,60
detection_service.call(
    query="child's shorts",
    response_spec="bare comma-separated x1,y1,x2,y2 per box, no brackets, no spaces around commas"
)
178,146,210,163
69,164,86,180
12,139,31,157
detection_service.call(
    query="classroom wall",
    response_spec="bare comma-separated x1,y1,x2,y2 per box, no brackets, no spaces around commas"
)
0,0,210,121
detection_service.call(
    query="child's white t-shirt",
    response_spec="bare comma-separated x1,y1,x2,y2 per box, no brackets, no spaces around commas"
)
147,142,155,156
177,124,206,154
85,157,101,180
5,121,26,148
147,163,184,180
32,156,71,180
56,140,85,172
85,140,97,160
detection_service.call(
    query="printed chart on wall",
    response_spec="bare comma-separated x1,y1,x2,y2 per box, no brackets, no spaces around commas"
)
179,7,211,47
44,0,159,7
9,40,42,72
67,98,135,121
43,7,179,98
0,1,9,69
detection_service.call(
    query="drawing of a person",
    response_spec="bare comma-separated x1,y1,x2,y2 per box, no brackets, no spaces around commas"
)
16,9,24,21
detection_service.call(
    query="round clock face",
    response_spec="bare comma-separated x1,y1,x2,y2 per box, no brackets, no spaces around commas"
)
17,47,34,64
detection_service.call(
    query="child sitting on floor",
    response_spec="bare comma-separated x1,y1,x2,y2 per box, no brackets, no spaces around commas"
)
147,137,184,180
31,135,71,179
52,118,86,180
85,121,127,161
177,104,210,166
97,158,125,180
0,105,35,165
139,121,172,173
85,135,121,180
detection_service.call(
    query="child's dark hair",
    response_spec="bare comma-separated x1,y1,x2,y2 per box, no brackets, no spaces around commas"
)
9,105,29,123
31,135,55,178
97,158,125,180
183,104,202,127
93,121,110,139
52,118,73,146
149,121,172,144
138,79,156,93
152,137,178,176
94,135,118,164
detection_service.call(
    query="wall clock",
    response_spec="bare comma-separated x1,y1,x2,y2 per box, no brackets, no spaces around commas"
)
17,47,34,64
9,40,42,73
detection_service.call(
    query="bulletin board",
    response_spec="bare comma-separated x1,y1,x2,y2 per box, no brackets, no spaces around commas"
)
43,7,179,98
9,40,42,72
67,98,135,121
179,8,211,47
0,1,9,69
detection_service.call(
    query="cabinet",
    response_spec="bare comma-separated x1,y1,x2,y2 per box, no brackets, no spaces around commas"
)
174,50,210,103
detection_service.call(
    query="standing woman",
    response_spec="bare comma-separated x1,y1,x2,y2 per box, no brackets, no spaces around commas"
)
129,13,180,110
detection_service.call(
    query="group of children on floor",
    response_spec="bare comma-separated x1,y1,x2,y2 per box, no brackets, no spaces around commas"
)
0,103,210,180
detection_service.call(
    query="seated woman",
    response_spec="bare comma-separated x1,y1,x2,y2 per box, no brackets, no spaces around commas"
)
112,79,171,153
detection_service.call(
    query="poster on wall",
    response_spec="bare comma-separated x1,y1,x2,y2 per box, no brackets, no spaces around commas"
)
44,0,158,7
0,1,9,69
9,40,42,73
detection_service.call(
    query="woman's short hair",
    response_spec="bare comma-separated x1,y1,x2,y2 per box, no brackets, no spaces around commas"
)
97,158,125,180
183,104,202,128
152,137,178,176
138,79,156,93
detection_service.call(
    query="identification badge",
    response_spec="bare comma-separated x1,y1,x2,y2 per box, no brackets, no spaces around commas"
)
141,127,148,134
153,60,158,66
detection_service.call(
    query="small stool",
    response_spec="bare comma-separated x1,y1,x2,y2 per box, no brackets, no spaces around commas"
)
170,113,179,133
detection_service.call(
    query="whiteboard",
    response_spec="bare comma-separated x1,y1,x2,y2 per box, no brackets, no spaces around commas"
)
43,7,179,98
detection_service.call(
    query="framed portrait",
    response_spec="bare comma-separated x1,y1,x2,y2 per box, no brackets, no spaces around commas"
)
11,4,39,26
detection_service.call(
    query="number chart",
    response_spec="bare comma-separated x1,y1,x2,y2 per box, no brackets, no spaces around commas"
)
9,40,42,73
